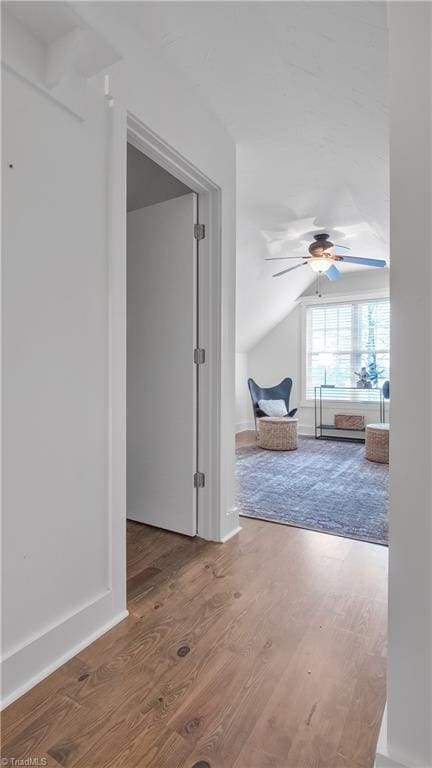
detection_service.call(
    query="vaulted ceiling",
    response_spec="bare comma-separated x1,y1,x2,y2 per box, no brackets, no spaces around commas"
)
119,1,389,351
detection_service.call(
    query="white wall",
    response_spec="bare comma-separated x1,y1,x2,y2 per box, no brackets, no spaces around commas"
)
246,305,301,426
1,2,237,707
1,66,120,704
240,270,389,434
375,4,432,767
235,352,251,431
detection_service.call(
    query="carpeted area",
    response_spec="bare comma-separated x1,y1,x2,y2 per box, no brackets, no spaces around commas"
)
236,437,388,545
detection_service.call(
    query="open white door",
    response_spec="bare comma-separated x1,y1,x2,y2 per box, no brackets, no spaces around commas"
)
127,193,198,536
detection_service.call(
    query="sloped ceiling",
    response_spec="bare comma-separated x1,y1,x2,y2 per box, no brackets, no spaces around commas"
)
116,1,389,351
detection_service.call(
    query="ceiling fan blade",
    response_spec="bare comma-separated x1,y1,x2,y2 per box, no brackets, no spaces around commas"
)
273,262,308,278
265,256,310,262
325,244,351,257
326,264,342,281
341,256,387,267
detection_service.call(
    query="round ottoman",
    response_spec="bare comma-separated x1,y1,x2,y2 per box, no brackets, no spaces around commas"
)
366,423,389,463
258,417,298,451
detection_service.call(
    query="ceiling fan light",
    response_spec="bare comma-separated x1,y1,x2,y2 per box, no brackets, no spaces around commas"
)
309,258,333,273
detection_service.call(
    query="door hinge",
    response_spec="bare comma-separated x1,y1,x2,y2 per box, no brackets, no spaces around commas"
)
194,223,206,241
194,348,206,365
194,471,205,489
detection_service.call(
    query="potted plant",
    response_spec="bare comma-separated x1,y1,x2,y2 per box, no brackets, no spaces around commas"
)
367,352,385,388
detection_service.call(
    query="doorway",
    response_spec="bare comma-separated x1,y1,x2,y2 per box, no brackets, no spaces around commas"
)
126,142,199,537
108,110,225,613
235,291,390,546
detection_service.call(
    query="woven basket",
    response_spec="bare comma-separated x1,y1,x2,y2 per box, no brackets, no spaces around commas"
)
366,423,389,463
335,414,365,430
258,417,298,451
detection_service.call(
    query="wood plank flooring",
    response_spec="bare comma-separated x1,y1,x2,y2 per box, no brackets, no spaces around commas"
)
2,512,387,767
235,429,256,448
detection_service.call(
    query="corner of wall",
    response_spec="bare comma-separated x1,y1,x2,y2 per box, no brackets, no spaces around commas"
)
1,593,128,709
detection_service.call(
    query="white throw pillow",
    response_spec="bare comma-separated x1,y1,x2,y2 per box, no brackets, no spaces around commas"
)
258,399,288,417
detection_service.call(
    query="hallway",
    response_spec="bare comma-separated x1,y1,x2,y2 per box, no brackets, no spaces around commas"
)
3,519,387,767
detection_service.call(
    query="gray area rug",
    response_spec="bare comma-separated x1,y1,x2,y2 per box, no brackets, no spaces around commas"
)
236,437,388,545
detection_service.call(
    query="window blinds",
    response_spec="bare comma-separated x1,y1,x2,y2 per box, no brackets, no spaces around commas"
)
305,299,390,399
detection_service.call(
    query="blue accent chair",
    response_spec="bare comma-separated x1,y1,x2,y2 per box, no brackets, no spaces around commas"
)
248,377,297,434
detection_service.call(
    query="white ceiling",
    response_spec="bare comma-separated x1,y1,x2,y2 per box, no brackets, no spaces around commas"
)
117,1,389,351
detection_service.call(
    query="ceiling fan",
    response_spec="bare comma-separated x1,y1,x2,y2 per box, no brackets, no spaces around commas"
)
265,232,387,281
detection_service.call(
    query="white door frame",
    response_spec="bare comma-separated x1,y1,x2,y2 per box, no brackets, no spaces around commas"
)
107,108,222,557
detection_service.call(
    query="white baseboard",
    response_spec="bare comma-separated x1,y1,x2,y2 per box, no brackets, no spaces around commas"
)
375,744,414,768
236,421,314,437
219,525,242,543
374,707,426,768
298,423,315,436
1,590,128,709
375,753,409,768
236,421,355,439
217,507,242,543
235,420,255,433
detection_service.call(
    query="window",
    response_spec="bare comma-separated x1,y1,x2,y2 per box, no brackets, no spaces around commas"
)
305,298,390,399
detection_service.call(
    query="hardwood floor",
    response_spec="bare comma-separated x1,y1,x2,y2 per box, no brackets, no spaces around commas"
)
2,516,387,768
235,429,256,448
